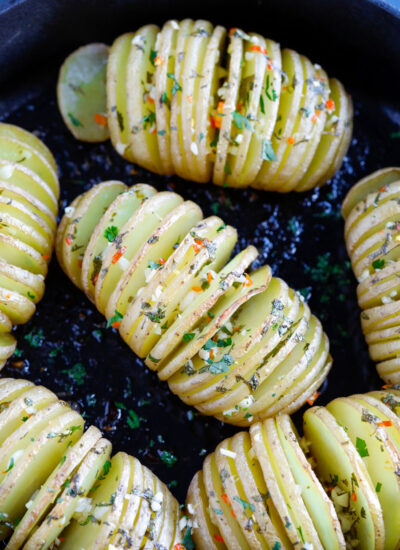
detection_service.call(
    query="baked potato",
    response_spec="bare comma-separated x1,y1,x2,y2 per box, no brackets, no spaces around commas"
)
56,180,332,425
342,167,400,383
57,20,353,193
0,377,182,549
187,388,400,549
0,123,59,370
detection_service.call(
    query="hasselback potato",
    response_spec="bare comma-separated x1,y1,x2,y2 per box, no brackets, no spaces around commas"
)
0,123,59,370
187,387,400,550
0,377,182,549
57,20,353,192
342,167,400,383
56,180,332,426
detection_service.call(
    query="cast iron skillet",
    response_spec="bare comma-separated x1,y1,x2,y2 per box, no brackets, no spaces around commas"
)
0,0,399,507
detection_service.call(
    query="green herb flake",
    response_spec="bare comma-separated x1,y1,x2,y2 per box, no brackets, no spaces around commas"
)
376,481,382,492
24,327,44,348
61,363,87,386
372,258,385,270
232,111,253,131
67,113,82,127
182,526,195,549
356,437,369,458
167,73,182,96
261,139,277,161
233,496,255,512
183,332,195,343
104,225,118,242
160,450,177,467
127,409,141,429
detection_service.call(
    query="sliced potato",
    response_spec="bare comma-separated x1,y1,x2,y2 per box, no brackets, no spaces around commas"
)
57,43,110,142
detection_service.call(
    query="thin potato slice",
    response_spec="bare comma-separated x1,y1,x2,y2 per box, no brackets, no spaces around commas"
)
57,43,110,142
0,137,58,195
195,25,226,182
180,20,213,181
153,20,179,174
126,25,161,173
0,124,57,173
61,180,126,287
0,234,47,277
0,162,57,214
170,19,194,178
303,406,384,550
106,33,136,160
0,260,44,305
0,333,16,369
255,48,304,191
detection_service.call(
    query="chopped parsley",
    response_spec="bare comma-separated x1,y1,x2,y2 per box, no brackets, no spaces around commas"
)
61,363,87,386
104,226,118,242
356,437,369,458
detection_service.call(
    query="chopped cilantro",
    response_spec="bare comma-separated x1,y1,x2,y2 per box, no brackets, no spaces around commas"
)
61,363,87,386
104,225,118,242
356,437,369,458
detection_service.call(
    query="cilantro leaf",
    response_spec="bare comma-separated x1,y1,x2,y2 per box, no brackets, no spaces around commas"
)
356,437,369,458
104,226,118,242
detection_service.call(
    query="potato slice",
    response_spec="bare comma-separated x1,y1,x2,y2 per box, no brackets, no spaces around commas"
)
126,25,161,173
57,43,110,143
122,218,237,357
224,34,268,188
179,21,213,181
303,406,384,550
0,137,58,196
145,245,258,372
0,379,34,405
58,452,131,549
295,78,348,192
213,31,244,186
106,33,136,161
255,48,304,191
170,19,194,178
342,168,400,221
328,395,400,549
105,200,203,319
0,234,47,277
93,191,183,314
0,260,44,305
0,162,57,214
275,415,345,549
278,63,329,192
153,20,179,174
60,180,126,287
0,311,11,334
239,38,282,187
0,123,57,173
8,425,101,549
0,211,50,256
25,436,112,550
0,181,56,233
0,408,83,539
195,25,226,182
0,287,35,325
81,184,156,300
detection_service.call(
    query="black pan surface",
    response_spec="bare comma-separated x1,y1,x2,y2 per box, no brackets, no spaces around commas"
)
0,0,400,507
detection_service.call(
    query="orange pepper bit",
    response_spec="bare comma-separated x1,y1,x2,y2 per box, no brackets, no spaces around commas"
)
65,236,72,246
111,246,127,264
306,391,320,406
351,491,357,502
214,534,224,543
212,101,225,129
77,258,83,270
207,272,213,284
325,98,335,112
378,185,388,193
147,96,155,105
42,254,50,261
378,420,392,427
229,27,238,37
187,95,193,104
249,44,268,55
287,136,295,145
244,273,253,287
192,286,203,292
154,55,164,66
311,109,321,123
94,113,108,127
159,258,166,265
112,321,122,329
